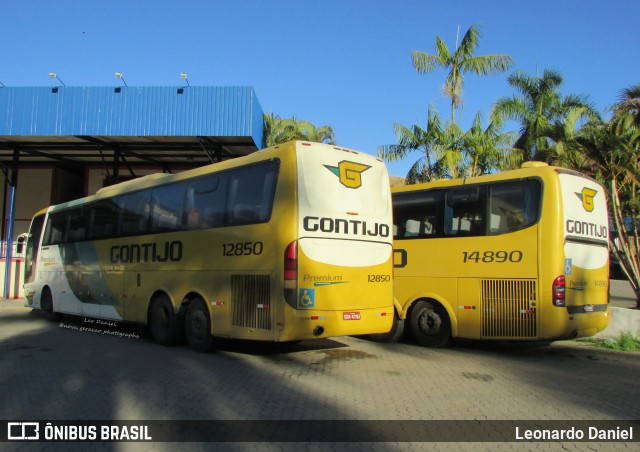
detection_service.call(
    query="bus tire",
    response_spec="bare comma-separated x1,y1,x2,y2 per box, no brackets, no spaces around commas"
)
368,311,405,343
185,297,214,353
41,289,61,322
149,294,181,346
409,300,451,348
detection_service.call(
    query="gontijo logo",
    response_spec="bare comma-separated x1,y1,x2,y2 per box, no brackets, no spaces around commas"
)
324,161,371,189
575,187,598,212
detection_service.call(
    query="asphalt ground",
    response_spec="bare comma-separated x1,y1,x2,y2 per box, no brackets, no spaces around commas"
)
0,282,638,451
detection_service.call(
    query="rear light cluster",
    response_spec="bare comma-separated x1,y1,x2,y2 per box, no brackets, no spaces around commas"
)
552,275,566,307
284,241,298,308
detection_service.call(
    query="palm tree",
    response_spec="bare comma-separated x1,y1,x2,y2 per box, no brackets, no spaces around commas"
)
377,107,447,183
262,114,336,148
262,114,298,148
491,69,599,162
463,112,519,176
544,106,601,170
411,24,514,124
294,119,336,145
579,118,640,301
612,84,640,130
378,107,517,183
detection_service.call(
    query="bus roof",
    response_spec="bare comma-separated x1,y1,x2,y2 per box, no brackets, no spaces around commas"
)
391,164,593,194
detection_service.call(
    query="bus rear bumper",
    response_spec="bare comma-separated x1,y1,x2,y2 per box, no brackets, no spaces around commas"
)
566,308,611,339
281,306,394,341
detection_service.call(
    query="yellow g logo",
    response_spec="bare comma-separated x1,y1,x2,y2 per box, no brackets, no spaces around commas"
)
324,161,371,189
576,187,597,212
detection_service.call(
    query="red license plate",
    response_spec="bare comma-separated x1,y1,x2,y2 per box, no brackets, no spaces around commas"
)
343,311,361,320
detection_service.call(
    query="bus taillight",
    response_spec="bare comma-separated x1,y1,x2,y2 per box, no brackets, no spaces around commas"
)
552,275,566,307
284,241,298,308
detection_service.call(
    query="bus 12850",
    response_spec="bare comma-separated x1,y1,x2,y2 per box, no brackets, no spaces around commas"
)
385,162,610,347
23,141,394,351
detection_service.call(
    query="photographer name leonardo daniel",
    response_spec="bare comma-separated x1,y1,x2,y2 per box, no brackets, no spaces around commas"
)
516,425,633,441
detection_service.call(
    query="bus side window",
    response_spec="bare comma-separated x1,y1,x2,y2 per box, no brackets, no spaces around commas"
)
150,182,187,232
392,190,442,240
227,161,278,226
88,201,117,240
185,174,227,229
445,187,486,237
66,208,87,242
117,191,151,236
489,181,541,234
43,211,66,245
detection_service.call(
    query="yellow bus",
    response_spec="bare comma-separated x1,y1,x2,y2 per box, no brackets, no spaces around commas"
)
386,162,610,347
23,141,394,351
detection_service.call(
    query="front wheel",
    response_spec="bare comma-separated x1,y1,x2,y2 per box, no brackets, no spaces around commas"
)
149,294,182,346
41,289,61,322
409,300,451,348
185,298,214,352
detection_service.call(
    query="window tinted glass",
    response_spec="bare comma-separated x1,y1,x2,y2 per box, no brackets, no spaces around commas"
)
488,180,541,234
393,190,442,239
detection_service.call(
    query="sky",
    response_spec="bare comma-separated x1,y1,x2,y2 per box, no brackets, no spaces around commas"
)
2,0,639,177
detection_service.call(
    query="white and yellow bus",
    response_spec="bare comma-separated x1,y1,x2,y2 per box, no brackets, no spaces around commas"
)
386,162,610,347
23,141,394,351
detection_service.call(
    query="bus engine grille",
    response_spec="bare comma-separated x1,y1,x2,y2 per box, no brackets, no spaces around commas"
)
231,275,272,330
481,279,537,338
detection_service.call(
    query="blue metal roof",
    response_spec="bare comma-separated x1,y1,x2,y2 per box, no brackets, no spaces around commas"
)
0,86,263,141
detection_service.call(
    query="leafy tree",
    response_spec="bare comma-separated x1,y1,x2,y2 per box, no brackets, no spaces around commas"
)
491,69,599,162
262,114,335,148
411,24,514,124
377,107,447,184
378,107,517,183
576,100,640,303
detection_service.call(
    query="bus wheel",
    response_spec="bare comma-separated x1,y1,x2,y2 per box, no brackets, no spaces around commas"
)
409,300,451,347
41,289,60,322
185,298,214,353
150,294,181,346
368,311,405,343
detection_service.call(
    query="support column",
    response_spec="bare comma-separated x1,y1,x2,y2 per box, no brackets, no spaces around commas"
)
3,148,19,299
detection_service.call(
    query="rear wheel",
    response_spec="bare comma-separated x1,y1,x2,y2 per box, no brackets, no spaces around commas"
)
409,300,451,347
41,289,61,322
149,294,182,346
185,298,214,352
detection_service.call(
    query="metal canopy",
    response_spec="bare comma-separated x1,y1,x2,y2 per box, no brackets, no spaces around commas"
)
0,135,258,169
0,86,265,169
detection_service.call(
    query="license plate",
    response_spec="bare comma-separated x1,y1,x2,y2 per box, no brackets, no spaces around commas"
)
584,305,594,312
343,311,361,320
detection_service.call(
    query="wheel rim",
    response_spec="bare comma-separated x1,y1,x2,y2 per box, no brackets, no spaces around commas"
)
189,307,208,341
418,309,441,336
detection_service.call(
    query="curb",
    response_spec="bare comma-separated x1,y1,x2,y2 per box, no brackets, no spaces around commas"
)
596,306,640,338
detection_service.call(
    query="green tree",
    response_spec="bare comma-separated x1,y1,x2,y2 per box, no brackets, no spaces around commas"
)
577,103,640,303
544,105,601,170
262,114,335,148
411,24,514,124
463,111,519,176
377,107,447,184
612,84,640,130
294,119,336,145
378,107,517,183
491,69,598,162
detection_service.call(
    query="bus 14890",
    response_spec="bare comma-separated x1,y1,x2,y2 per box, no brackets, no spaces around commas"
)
384,162,610,347
23,141,394,351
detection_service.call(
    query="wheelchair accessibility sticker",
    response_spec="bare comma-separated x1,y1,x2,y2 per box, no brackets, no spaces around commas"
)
298,288,315,308
565,258,573,275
